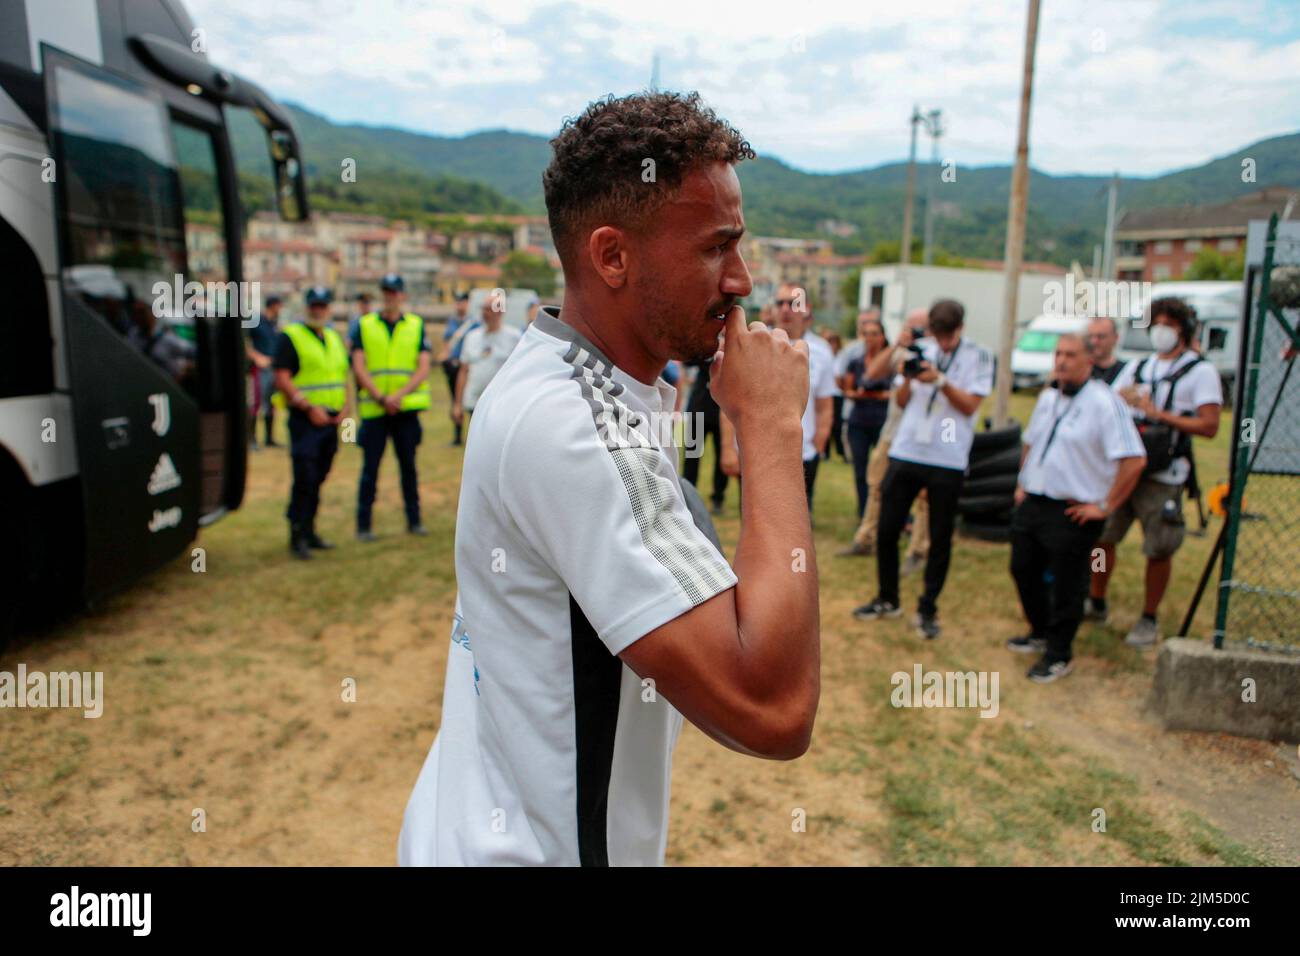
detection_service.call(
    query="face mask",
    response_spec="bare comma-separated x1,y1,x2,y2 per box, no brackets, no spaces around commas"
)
1149,324,1179,353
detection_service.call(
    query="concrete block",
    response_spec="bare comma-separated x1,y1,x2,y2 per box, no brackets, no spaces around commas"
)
1148,638,1300,743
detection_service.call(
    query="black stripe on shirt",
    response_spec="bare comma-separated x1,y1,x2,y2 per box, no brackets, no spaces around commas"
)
569,594,622,867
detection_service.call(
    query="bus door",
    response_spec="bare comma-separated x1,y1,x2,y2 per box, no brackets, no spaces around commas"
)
45,48,203,602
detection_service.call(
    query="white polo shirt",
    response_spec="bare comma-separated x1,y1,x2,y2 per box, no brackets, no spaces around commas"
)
461,323,523,411
801,332,840,462
888,337,995,471
398,307,737,867
1110,351,1222,486
1019,379,1145,504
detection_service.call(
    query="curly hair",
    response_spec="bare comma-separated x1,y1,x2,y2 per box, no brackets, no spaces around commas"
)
542,91,754,266
1149,296,1198,342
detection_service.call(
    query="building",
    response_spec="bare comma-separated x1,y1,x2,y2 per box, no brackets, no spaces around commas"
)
1115,187,1298,282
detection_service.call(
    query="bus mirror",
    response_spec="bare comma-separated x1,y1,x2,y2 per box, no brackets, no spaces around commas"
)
269,129,308,222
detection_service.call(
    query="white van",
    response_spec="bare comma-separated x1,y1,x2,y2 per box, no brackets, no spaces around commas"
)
1118,281,1242,393
1011,314,1091,389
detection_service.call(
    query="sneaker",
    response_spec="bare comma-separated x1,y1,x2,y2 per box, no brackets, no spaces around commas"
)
852,598,901,621
1006,634,1047,655
306,532,335,550
1125,615,1159,647
408,525,429,536
1028,657,1073,683
915,612,941,640
836,541,873,558
901,553,925,576
1082,597,1109,623
356,529,377,543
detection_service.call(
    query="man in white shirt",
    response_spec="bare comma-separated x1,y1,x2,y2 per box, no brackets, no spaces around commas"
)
853,299,994,639
1088,297,1222,647
399,91,821,867
453,298,523,428
772,282,838,510
1007,333,1146,682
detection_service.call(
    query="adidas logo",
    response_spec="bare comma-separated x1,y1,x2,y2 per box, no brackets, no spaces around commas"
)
147,452,182,495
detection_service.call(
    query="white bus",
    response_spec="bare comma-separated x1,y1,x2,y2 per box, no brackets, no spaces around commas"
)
0,0,309,641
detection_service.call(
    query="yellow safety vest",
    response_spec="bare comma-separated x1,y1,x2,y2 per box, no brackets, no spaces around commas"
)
358,311,431,418
273,322,349,412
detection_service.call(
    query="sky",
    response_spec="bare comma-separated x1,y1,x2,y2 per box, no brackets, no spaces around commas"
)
186,0,1300,178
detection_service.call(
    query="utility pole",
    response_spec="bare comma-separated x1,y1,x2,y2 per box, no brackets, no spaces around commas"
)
993,0,1041,428
1101,172,1118,279
900,105,922,266
922,108,943,266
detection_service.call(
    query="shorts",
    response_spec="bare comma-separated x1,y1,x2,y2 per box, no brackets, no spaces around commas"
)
1098,477,1185,559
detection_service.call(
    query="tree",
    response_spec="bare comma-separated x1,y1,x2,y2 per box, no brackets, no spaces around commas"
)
864,238,965,267
1183,246,1245,281
500,250,557,297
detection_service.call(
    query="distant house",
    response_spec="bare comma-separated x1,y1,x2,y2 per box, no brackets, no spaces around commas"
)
1115,187,1297,282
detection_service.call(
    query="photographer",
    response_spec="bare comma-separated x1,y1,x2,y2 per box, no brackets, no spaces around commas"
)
854,299,993,638
1007,333,1146,682
1087,297,1221,646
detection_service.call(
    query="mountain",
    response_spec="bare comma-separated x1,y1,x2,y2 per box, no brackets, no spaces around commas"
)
264,104,1300,266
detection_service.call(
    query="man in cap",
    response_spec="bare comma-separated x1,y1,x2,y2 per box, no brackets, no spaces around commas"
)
439,291,475,446
272,287,349,559
245,293,284,448
351,273,433,540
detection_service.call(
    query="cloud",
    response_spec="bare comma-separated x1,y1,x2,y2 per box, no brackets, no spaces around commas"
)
186,0,1300,176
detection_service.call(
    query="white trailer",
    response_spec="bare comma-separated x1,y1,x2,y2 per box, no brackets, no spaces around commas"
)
857,264,1065,351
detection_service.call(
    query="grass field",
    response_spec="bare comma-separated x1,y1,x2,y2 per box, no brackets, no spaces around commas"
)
1,379,1296,866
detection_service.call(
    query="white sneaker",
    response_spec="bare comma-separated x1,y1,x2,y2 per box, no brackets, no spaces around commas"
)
1125,616,1159,647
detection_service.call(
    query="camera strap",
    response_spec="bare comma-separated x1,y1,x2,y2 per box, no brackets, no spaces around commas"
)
924,340,963,417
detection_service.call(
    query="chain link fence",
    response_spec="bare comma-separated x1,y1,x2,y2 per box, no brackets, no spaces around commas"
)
1214,218,1300,652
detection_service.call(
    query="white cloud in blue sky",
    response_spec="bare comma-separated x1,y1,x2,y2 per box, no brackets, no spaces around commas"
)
187,0,1300,177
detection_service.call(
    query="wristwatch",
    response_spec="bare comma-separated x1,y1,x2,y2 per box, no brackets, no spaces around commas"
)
935,372,948,390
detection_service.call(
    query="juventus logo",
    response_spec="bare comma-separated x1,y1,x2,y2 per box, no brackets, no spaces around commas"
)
149,393,170,437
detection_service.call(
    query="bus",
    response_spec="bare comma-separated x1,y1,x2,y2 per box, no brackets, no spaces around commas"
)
0,0,309,641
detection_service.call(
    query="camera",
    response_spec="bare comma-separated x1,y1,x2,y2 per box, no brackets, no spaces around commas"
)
902,343,927,377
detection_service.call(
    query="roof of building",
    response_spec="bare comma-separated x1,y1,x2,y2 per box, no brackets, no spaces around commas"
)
1117,187,1298,236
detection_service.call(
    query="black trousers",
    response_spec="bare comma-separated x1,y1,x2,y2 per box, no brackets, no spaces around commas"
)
802,455,819,511
286,413,338,528
357,411,423,530
847,421,883,519
441,360,462,443
827,396,846,460
876,458,964,615
682,401,728,507
1009,494,1106,663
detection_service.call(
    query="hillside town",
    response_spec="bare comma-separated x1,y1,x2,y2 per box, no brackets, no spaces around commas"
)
188,185,1296,330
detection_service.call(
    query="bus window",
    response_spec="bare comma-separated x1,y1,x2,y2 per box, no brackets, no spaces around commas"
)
50,63,195,388
170,120,231,331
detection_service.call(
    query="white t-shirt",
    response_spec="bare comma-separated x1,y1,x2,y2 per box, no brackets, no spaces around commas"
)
1019,379,1145,504
398,307,737,867
461,323,523,410
801,332,840,462
888,337,995,471
1110,350,1222,485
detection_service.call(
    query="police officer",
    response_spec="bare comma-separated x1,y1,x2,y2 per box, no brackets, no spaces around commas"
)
351,273,432,541
272,287,349,560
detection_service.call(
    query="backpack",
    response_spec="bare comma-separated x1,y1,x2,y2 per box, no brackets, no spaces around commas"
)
1133,354,1203,474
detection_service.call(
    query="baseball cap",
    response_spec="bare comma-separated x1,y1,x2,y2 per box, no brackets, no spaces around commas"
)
380,273,404,292
305,286,333,306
